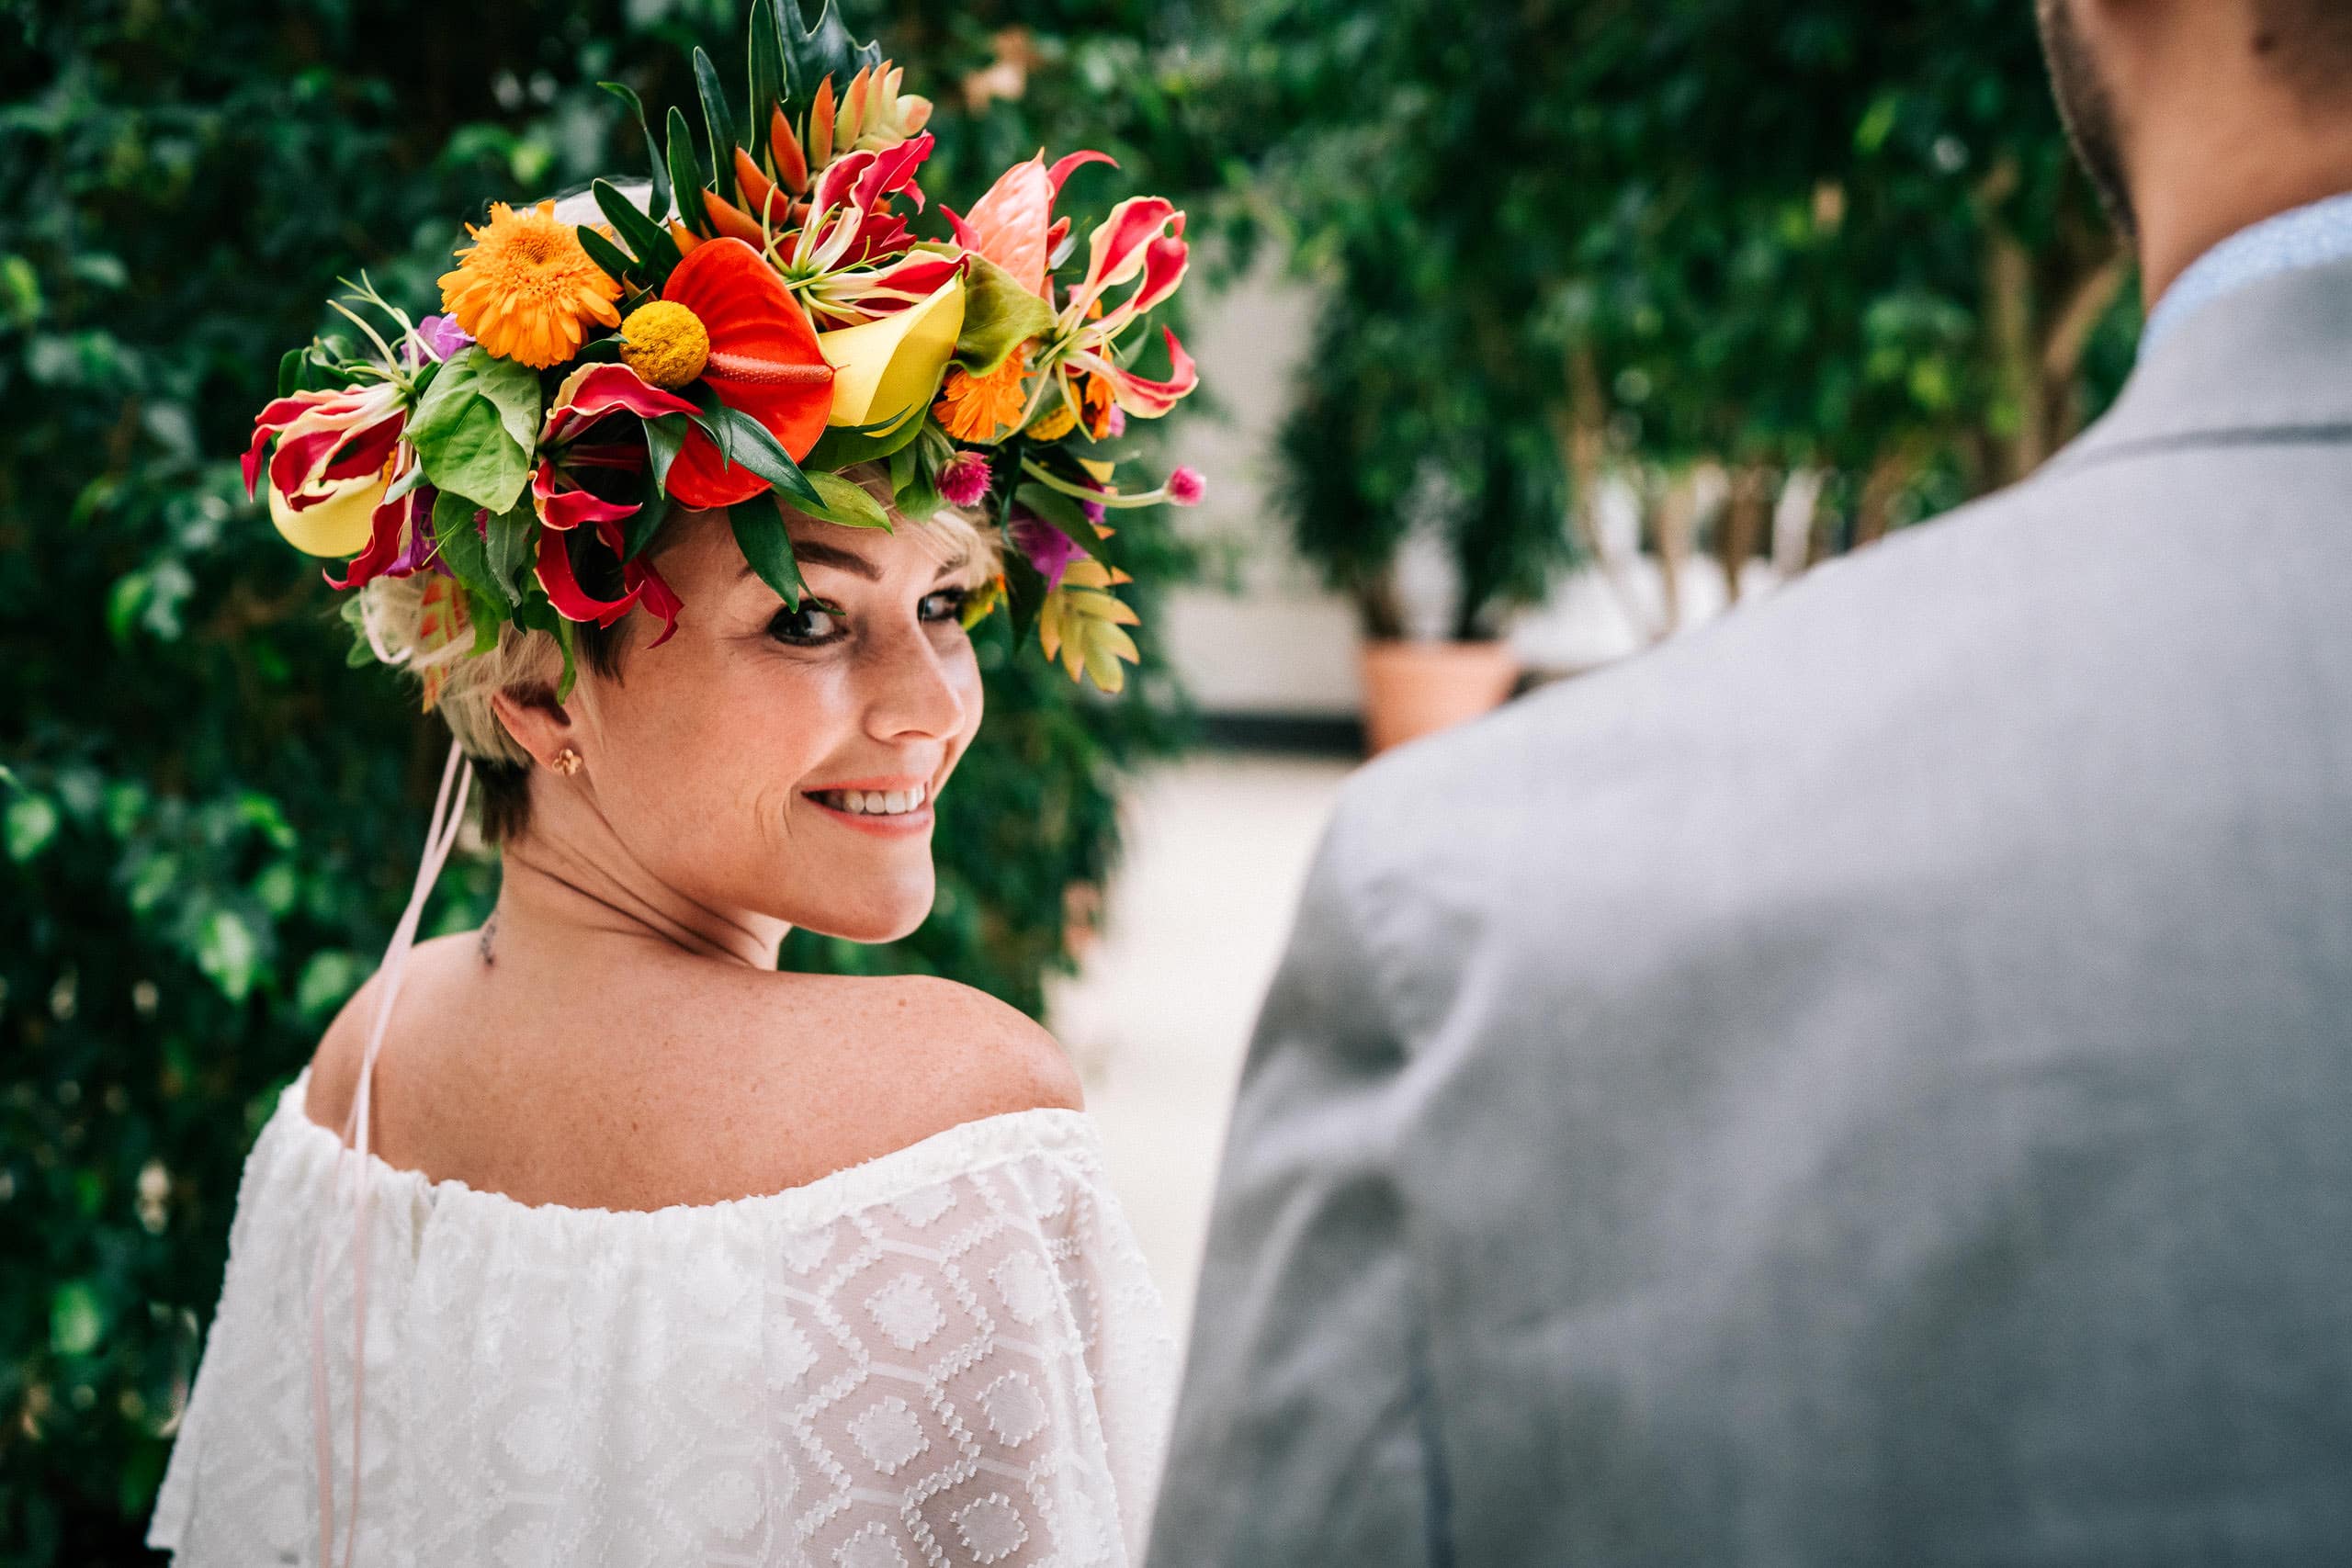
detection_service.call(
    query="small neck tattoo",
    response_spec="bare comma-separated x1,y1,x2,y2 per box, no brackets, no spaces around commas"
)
478,909,499,966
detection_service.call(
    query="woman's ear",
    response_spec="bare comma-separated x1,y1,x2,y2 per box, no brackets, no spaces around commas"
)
488,686,577,773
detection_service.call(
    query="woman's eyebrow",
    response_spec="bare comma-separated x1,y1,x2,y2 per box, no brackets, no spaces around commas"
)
741,537,882,581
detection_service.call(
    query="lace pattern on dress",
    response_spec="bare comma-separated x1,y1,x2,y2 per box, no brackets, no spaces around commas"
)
149,1073,1177,1568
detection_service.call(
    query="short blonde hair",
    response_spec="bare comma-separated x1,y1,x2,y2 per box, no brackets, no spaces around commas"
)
360,462,999,836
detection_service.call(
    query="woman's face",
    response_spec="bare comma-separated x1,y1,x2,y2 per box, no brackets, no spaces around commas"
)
561,505,986,944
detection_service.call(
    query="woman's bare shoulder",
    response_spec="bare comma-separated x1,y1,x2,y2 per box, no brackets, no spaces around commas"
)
300,948,1081,1209
742,969,1082,1118
301,931,478,1135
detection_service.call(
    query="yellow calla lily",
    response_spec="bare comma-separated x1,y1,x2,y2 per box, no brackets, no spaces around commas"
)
267,468,388,558
815,272,967,431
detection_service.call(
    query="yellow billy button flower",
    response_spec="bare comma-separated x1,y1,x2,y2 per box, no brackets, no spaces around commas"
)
618,300,711,389
1025,400,1080,442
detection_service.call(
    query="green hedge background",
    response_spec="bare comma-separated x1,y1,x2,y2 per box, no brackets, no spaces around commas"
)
0,1,1227,1556
4,0,2129,1559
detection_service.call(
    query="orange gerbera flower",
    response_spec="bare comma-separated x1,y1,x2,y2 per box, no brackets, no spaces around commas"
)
933,346,1031,443
438,200,624,370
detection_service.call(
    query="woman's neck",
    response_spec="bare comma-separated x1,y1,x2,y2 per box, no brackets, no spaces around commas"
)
488,789,786,971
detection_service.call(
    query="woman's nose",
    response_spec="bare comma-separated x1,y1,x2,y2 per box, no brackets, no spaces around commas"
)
862,620,968,742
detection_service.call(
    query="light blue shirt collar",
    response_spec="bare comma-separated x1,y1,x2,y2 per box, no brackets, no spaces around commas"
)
2141,190,2352,355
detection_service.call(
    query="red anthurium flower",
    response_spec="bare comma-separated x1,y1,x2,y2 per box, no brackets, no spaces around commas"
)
658,238,835,512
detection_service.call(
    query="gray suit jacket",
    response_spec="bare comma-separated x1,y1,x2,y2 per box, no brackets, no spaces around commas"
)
1148,257,2352,1567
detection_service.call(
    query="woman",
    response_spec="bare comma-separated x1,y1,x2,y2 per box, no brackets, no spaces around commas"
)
150,19,1204,1555
149,479,1177,1565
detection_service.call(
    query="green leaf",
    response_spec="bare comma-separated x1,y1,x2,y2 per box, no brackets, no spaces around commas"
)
645,412,688,498
694,47,739,206
730,500,806,609
798,469,891,529
688,388,824,507
577,225,639,292
484,503,537,600
748,0,789,164
5,792,59,863
295,950,367,1020
952,252,1056,377
50,1281,104,1357
432,490,504,606
598,81,672,226
1002,539,1048,646
195,908,260,1002
407,347,539,513
801,400,927,470
625,484,673,560
592,178,681,287
667,107,710,237
778,0,880,103
277,346,304,399
551,615,579,703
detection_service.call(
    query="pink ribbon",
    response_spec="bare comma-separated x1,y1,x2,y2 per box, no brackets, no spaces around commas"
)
308,739,472,1568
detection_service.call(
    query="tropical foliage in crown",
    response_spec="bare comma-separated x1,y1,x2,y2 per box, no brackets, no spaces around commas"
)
244,0,1203,697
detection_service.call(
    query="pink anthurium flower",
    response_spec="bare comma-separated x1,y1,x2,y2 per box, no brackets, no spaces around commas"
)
942,149,1116,298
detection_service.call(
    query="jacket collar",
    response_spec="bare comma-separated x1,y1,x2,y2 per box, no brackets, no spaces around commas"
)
2052,253,2352,477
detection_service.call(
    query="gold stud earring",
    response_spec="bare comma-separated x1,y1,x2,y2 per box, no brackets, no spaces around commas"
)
551,748,583,777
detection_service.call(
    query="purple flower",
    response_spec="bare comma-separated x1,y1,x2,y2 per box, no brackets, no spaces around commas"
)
1167,466,1206,506
940,450,993,509
1010,511,1088,592
408,313,475,367
1080,498,1107,526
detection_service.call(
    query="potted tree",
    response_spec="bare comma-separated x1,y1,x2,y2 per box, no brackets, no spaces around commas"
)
1276,291,1572,753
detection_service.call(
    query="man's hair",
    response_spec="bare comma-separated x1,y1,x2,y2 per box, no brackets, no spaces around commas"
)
2257,0,2352,101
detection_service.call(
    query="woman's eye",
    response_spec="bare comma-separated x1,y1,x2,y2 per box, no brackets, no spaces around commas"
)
920,589,968,624
768,602,844,645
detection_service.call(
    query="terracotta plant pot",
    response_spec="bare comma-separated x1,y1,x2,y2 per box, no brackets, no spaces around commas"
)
1358,638,1521,755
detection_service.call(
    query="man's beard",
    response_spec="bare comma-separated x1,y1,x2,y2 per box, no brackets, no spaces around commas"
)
2038,0,2139,237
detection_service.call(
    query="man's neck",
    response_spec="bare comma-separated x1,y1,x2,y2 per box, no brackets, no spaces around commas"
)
2131,93,2352,303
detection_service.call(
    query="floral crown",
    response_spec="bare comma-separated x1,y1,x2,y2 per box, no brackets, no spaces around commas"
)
245,0,1203,701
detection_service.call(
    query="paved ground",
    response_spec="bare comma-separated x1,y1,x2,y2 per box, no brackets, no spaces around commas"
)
1047,750,1357,1339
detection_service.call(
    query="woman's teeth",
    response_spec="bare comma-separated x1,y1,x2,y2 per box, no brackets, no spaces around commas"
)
817,784,928,817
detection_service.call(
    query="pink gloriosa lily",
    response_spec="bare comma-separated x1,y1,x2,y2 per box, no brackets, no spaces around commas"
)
781,134,933,283
528,364,700,646
1028,196,1199,424
802,249,966,328
242,383,406,514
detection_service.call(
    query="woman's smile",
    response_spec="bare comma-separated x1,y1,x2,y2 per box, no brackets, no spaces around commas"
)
803,774,937,837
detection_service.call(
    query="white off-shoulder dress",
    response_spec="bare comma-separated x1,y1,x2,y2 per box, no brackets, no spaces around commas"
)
149,1070,1177,1567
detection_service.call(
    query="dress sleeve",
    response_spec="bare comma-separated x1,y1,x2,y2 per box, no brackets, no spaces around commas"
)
1145,802,1442,1568
786,1134,1177,1568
